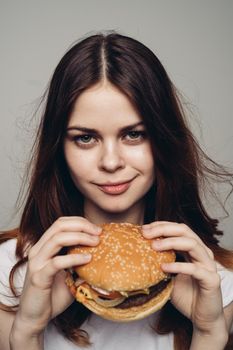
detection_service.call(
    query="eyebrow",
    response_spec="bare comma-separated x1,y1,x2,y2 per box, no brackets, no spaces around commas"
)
66,121,144,134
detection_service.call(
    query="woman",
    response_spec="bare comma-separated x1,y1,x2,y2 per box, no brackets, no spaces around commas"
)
0,32,233,350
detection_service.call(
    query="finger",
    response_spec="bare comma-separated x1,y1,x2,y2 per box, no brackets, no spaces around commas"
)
31,253,92,289
152,237,216,270
51,270,75,317
34,231,100,264
161,262,221,291
29,216,101,258
142,221,213,258
143,222,200,241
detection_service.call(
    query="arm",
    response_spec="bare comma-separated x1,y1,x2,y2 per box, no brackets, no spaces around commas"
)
189,293,233,349
190,319,228,350
142,222,233,350
0,310,14,350
0,310,43,350
224,301,233,332
0,217,101,350
9,322,44,350
190,283,233,349
0,308,43,350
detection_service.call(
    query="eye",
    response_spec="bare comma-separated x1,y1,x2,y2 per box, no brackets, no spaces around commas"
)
72,134,97,147
127,131,142,139
77,135,93,143
124,130,146,142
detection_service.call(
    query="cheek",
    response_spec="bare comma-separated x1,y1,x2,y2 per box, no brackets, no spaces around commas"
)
125,145,154,173
64,148,93,179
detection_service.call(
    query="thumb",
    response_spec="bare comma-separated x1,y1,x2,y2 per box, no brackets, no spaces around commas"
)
51,270,75,318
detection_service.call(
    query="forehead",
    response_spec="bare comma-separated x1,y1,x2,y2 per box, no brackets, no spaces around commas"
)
68,82,142,127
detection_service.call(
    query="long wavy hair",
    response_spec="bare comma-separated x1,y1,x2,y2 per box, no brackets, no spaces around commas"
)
1,31,233,349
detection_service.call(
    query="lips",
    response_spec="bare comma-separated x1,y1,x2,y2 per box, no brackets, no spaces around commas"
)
97,180,132,195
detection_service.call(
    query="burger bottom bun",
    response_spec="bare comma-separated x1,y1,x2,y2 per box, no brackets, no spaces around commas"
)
81,279,174,322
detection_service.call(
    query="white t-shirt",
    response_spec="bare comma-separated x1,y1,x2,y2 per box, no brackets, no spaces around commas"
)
1,238,233,350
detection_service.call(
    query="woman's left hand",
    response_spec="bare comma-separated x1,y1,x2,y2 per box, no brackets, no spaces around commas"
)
142,221,227,335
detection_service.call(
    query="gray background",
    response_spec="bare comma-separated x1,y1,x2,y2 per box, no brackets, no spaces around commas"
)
0,0,232,247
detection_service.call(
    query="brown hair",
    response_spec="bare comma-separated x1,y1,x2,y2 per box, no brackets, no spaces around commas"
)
1,31,233,349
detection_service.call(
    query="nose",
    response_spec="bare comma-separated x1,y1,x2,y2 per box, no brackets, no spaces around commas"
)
98,140,125,172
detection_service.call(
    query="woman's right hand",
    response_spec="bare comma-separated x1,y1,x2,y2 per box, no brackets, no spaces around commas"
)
12,216,101,336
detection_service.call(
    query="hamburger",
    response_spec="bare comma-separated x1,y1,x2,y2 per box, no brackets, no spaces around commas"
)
65,222,175,322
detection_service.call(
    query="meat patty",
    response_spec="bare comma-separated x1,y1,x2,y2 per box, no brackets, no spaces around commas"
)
116,279,171,309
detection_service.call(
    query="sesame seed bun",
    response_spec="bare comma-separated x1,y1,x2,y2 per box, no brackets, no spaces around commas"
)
66,223,175,322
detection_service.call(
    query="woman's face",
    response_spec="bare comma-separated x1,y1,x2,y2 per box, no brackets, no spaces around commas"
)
64,82,155,223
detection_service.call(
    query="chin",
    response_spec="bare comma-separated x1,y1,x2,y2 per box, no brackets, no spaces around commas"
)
99,194,146,213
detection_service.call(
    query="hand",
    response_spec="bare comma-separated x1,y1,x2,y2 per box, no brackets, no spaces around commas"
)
142,221,227,335
13,216,101,335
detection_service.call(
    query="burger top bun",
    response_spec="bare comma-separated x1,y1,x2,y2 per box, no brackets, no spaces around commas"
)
68,222,175,292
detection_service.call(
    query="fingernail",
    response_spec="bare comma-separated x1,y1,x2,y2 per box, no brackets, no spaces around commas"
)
142,224,150,230
81,254,92,261
96,227,102,234
161,263,169,270
142,227,151,237
152,240,162,250
92,235,100,242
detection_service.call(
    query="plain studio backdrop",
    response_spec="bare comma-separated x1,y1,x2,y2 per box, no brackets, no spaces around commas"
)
0,0,232,247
